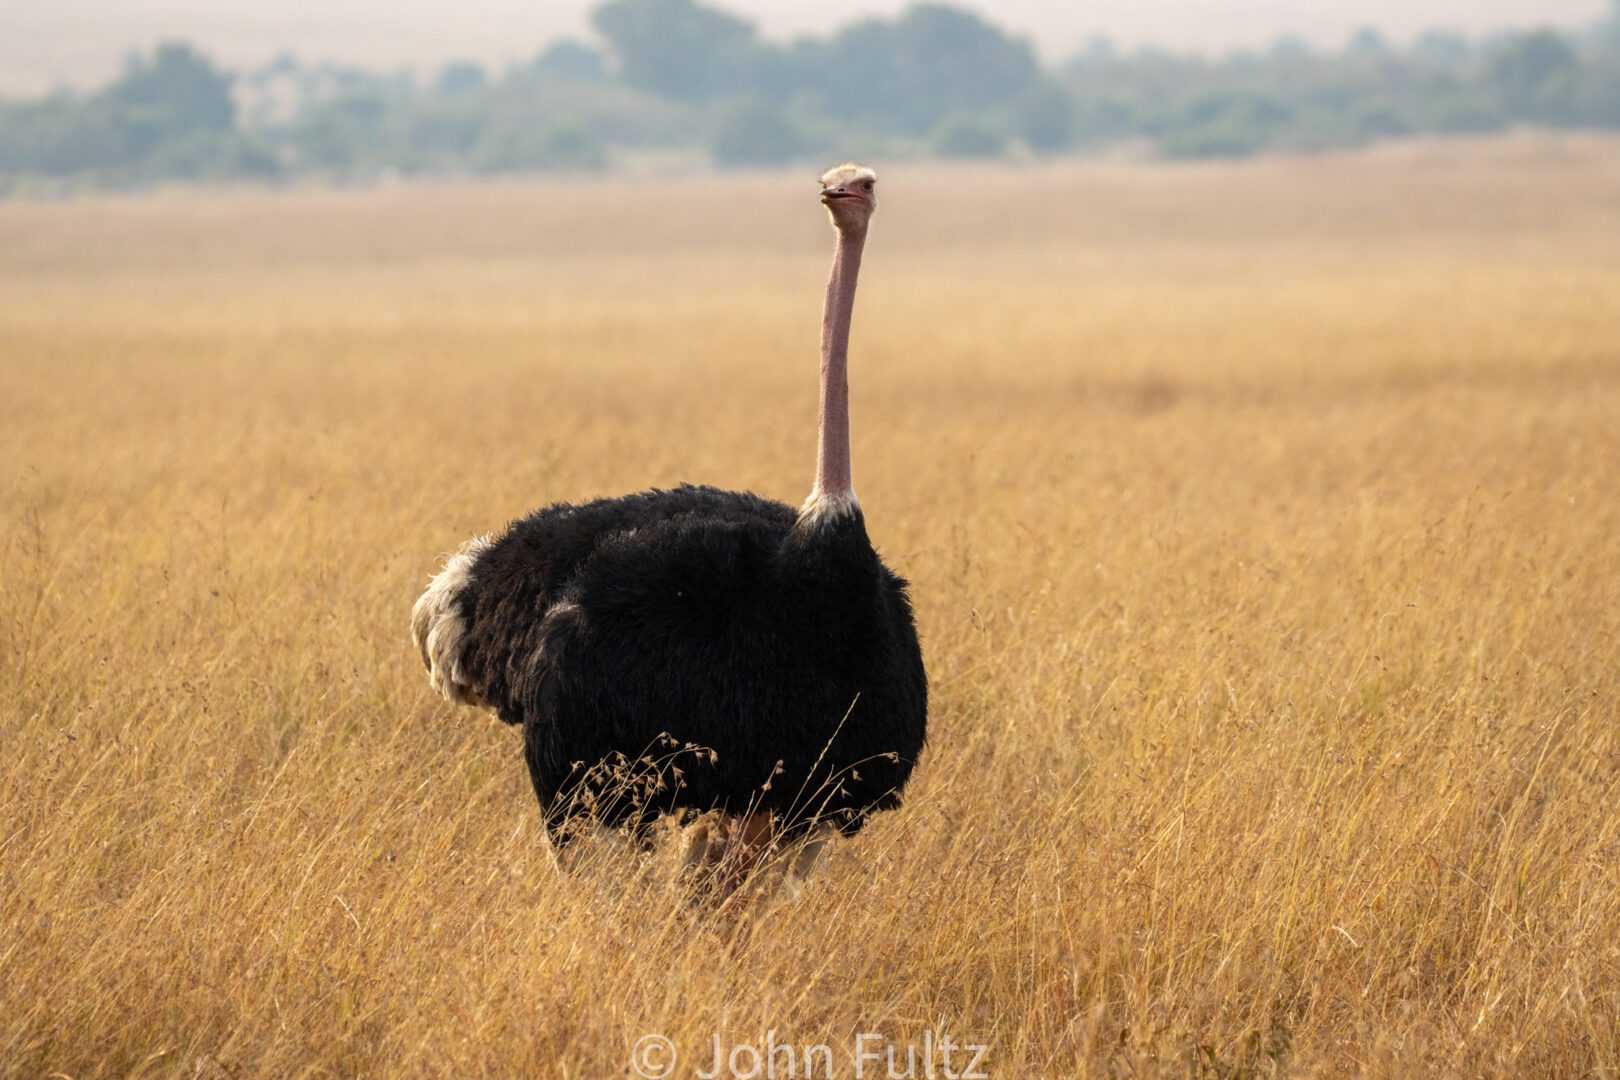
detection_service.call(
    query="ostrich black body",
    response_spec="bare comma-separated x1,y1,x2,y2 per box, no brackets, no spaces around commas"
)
424,484,927,845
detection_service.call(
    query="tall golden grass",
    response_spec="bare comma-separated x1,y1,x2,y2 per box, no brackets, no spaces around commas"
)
3,135,1619,1077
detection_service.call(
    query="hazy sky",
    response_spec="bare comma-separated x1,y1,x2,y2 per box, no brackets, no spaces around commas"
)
0,0,1610,95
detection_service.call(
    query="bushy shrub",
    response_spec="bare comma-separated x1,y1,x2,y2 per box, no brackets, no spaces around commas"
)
932,114,1004,158
711,100,807,167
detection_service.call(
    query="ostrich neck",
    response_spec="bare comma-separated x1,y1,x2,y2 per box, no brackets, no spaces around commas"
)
812,222,866,505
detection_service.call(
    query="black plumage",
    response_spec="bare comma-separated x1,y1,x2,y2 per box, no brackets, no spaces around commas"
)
420,484,927,850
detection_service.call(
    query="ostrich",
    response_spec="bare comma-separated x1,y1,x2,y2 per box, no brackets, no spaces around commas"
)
411,163,926,895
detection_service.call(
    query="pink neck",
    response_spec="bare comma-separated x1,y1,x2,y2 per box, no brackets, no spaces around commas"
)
814,222,866,499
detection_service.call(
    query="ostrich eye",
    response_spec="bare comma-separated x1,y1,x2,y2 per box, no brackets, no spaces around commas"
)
863,180,875,191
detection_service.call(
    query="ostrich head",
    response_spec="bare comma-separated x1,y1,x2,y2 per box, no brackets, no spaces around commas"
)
820,162,877,231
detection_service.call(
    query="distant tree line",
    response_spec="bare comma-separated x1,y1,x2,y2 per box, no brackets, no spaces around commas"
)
3,0,1620,190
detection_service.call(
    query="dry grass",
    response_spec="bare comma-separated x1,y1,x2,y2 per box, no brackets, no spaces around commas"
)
3,134,1620,1077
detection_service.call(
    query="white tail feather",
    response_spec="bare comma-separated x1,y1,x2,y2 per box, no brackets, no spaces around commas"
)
411,535,492,707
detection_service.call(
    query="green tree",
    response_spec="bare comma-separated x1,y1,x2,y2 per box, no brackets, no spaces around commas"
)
1071,94,1139,144
1161,92,1289,158
1597,1,1620,52
1017,80,1076,153
1577,57,1620,125
1345,27,1391,61
820,4,1037,135
1431,92,1505,133
475,122,606,172
711,99,807,166
292,92,387,172
1486,31,1580,124
1411,30,1471,65
1350,99,1412,139
36,100,145,173
932,113,1004,157
435,61,487,96
405,102,484,164
106,42,234,132
532,41,607,82
592,0,763,101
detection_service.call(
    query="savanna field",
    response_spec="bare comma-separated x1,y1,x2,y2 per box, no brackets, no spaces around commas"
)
3,135,1620,1077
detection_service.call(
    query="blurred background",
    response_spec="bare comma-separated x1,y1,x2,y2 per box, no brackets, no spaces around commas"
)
6,5,1620,1076
2,0,1619,190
